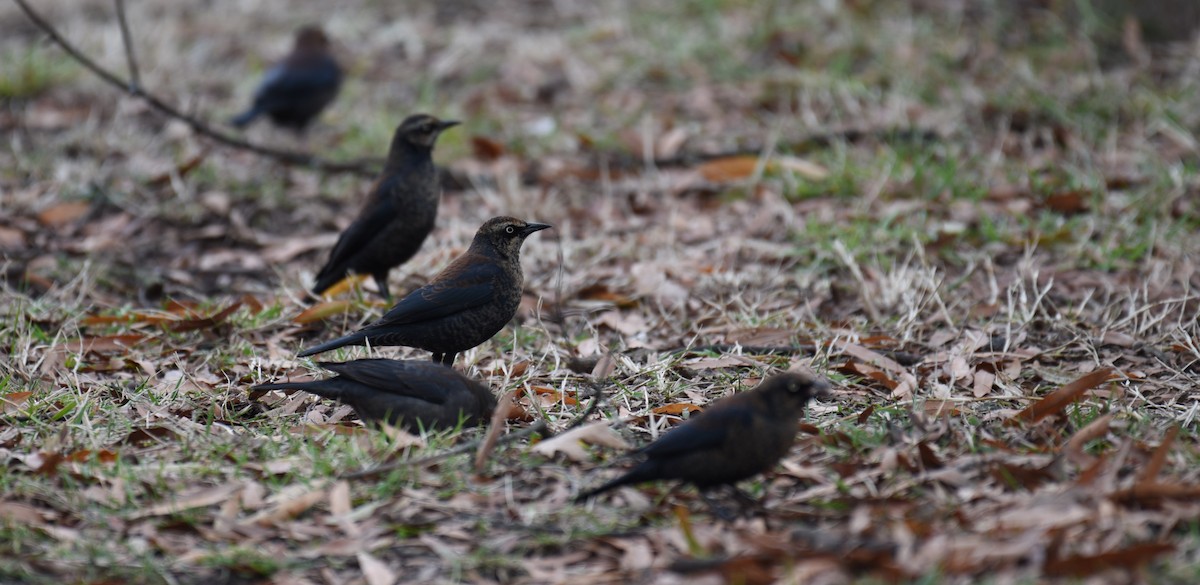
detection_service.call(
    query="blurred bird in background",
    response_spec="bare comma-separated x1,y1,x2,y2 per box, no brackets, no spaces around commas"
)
230,26,342,133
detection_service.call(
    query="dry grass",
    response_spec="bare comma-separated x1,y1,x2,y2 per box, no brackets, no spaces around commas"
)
3,0,1200,583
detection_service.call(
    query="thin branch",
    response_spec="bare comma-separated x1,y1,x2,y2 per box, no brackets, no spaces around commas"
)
113,0,140,91
13,0,379,177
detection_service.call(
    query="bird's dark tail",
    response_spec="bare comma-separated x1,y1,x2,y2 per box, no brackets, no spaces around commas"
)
296,331,368,358
573,461,660,503
250,381,341,401
229,108,260,128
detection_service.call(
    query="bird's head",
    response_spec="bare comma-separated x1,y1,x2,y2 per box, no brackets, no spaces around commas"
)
471,216,552,258
396,114,460,149
758,371,832,415
293,26,331,51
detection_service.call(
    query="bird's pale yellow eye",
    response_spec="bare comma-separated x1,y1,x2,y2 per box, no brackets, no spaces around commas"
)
505,226,516,234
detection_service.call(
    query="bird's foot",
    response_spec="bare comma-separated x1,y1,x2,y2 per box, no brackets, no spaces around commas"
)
700,491,741,522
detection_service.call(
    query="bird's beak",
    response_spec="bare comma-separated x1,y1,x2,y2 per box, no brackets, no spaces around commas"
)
437,120,461,131
813,379,833,401
521,222,552,235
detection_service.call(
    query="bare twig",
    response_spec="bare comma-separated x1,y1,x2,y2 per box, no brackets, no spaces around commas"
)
473,388,519,473
13,0,379,177
113,0,140,91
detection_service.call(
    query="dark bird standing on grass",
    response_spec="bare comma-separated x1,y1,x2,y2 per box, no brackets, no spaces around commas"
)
230,26,342,132
574,372,831,505
298,217,552,365
311,114,460,299
251,359,496,433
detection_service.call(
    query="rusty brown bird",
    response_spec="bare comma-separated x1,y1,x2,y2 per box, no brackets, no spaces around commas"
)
311,114,459,299
251,359,495,433
299,217,551,365
575,372,831,507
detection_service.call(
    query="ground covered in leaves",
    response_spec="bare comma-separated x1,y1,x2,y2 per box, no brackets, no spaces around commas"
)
3,0,1200,583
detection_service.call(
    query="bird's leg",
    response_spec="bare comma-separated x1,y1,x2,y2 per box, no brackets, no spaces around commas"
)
728,485,766,516
430,353,445,365
699,490,739,522
373,274,390,300
439,353,456,366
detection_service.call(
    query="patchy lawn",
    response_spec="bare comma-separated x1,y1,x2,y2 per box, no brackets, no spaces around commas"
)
2,0,1200,583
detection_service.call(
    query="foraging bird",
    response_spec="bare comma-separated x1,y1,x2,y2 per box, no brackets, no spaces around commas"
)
298,217,552,365
311,114,459,299
251,359,496,433
574,372,831,504
230,26,342,132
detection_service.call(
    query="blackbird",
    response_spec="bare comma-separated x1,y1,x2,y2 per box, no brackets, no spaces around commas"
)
298,216,552,364
311,114,459,299
574,372,831,505
230,26,342,132
251,359,495,433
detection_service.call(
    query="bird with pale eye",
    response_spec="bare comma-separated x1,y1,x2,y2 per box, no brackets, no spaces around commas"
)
575,372,832,518
299,216,552,365
311,114,459,299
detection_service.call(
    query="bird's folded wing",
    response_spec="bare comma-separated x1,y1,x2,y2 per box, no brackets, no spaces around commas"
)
315,196,393,281
636,407,751,458
376,264,500,325
318,360,448,405
255,64,338,104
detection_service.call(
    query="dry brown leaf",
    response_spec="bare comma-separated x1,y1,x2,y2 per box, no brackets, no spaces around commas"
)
131,482,243,519
771,155,830,180
470,135,506,161
972,369,995,398
591,352,616,379
329,480,352,517
839,342,907,375
80,334,149,353
319,273,372,299
293,300,358,324
1062,413,1113,466
652,403,702,417
169,301,243,333
1010,368,1114,425
1041,190,1090,214
0,226,27,249
145,149,209,187
475,388,519,473
37,201,91,227
1,391,33,415
685,355,757,369
1044,542,1174,577
697,155,762,182
1114,482,1200,502
357,551,397,585
80,311,172,327
1136,426,1179,483
251,486,325,525
531,421,630,462
0,501,45,525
